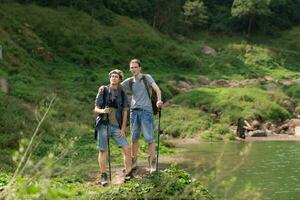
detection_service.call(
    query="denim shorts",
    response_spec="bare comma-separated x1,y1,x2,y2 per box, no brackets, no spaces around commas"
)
130,109,154,144
96,124,128,151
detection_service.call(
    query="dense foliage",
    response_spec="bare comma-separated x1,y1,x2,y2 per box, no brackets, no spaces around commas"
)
11,0,300,34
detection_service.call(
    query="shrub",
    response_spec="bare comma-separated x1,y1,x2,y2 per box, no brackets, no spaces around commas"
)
283,83,300,100
173,87,292,124
161,106,211,138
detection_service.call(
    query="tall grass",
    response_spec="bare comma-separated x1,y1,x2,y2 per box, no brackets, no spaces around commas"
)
174,87,291,123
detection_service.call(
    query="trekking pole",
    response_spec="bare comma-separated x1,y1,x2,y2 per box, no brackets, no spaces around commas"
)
210,118,213,143
106,113,112,182
156,110,161,172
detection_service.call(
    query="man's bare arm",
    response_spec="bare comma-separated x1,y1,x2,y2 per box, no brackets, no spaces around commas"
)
151,82,163,108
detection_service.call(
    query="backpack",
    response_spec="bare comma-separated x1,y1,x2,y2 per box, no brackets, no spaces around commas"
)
94,86,127,140
128,75,159,115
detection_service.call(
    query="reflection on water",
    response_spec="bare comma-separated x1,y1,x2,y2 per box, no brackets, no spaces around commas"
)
172,141,300,200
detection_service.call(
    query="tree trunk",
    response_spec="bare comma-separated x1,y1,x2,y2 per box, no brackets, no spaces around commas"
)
247,15,254,37
153,15,156,29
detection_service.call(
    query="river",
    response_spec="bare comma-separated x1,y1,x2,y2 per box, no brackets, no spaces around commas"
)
166,141,300,200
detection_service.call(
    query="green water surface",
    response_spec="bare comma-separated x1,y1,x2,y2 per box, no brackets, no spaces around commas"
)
175,141,300,200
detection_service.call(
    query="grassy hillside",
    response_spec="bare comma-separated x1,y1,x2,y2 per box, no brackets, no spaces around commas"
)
0,2,300,175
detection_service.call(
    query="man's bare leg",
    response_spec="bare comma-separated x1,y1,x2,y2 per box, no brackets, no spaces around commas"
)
131,140,139,169
98,150,109,186
122,144,132,173
148,142,156,172
98,151,106,173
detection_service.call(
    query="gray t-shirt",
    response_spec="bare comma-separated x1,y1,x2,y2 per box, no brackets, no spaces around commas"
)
122,74,154,111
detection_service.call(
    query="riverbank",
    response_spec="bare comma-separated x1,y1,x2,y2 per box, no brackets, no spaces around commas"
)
244,134,300,141
165,134,300,147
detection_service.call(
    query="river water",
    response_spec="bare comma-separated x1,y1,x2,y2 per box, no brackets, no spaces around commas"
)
172,141,300,200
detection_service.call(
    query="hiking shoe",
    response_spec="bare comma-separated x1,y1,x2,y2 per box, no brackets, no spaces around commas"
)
132,157,138,171
100,172,108,186
148,156,157,173
124,170,134,182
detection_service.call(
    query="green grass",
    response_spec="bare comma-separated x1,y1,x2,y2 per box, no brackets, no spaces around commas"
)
173,87,291,123
157,87,293,140
0,165,213,200
283,83,300,101
160,106,212,138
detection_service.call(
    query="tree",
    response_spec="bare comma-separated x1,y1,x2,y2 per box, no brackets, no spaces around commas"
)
269,0,300,29
151,0,182,33
183,0,208,28
231,0,271,35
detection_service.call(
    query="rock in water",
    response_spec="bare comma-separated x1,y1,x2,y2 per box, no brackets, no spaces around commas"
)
249,130,267,137
295,126,300,136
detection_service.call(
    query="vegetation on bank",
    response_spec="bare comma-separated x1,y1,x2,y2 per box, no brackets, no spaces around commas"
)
0,164,213,200
161,86,293,140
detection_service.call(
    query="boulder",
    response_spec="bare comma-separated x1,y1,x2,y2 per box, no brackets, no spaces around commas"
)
210,79,229,87
291,78,300,85
295,126,300,136
263,76,274,81
0,78,8,93
228,80,240,87
269,124,280,134
196,76,210,85
279,119,300,134
263,83,278,91
279,78,300,86
249,130,267,137
288,119,300,127
252,120,261,129
178,81,192,90
201,46,216,55
282,99,296,113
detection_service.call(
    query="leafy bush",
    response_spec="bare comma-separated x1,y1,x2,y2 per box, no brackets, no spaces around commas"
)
0,173,11,188
210,124,231,135
160,106,211,137
201,132,223,142
283,83,300,100
159,83,180,101
173,87,291,123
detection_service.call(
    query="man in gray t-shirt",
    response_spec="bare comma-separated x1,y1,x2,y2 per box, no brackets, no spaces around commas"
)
122,74,154,111
121,58,163,173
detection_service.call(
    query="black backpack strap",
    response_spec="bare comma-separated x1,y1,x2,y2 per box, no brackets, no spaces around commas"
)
129,77,134,91
121,89,125,106
102,86,108,108
142,75,151,100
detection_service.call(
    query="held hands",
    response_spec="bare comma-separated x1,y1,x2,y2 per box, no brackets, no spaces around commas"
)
156,100,163,109
118,129,126,138
102,107,112,114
